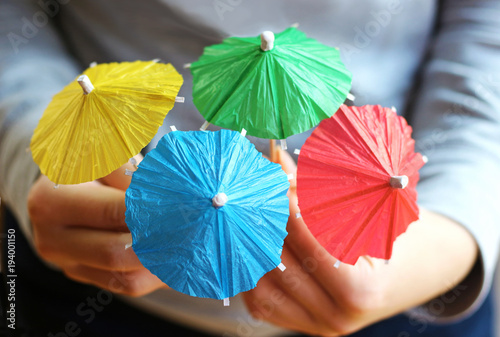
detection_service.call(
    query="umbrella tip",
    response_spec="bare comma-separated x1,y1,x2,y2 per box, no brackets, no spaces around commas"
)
422,155,429,164
200,121,210,131
280,139,288,150
78,75,94,95
333,260,341,269
129,157,139,170
212,193,228,208
223,298,230,306
260,31,275,51
389,175,409,189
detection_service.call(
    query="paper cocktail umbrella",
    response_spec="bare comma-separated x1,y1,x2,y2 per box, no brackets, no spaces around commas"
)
189,27,352,141
125,129,290,304
296,105,426,265
30,60,183,185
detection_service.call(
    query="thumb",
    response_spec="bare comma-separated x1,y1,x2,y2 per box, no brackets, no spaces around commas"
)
99,154,144,191
29,175,129,231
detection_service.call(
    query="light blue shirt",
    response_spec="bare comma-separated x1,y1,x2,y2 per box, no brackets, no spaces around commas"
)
1,0,500,335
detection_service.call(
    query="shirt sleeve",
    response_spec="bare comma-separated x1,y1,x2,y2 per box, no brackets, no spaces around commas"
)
0,0,80,242
406,0,500,321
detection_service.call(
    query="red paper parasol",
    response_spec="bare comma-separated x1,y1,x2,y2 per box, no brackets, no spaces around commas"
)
296,105,426,265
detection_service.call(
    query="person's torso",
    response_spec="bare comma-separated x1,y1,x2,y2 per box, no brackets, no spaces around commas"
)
56,1,437,335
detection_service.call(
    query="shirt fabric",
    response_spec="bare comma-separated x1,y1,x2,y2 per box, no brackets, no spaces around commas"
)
1,0,500,336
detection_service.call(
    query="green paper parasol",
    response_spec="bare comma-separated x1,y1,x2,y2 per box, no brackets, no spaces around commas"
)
190,27,352,140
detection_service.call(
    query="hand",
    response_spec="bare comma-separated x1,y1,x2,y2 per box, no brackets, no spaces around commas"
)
242,150,478,336
27,155,165,296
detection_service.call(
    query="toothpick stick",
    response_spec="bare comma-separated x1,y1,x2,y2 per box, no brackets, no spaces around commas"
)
269,139,278,163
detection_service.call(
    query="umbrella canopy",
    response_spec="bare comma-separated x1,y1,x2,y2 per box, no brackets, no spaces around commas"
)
30,60,183,185
125,129,290,300
190,27,352,139
296,105,425,265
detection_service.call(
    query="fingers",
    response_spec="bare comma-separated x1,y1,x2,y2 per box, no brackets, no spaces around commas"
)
99,153,143,191
28,171,167,297
273,245,344,330
244,276,320,335
244,245,345,336
63,264,165,297
29,175,128,231
284,206,352,299
44,228,142,271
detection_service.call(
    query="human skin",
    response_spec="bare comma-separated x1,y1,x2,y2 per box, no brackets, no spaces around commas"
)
242,150,478,336
27,151,477,336
28,155,166,296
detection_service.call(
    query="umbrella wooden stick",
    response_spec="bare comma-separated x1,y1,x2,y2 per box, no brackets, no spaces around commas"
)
270,139,278,163
269,139,288,163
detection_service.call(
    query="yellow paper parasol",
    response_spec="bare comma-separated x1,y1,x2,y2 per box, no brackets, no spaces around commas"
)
30,60,183,185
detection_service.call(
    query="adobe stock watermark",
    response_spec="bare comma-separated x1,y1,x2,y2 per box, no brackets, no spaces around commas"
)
213,0,244,21
339,0,406,63
7,0,70,54
5,228,17,330
397,283,468,336
415,72,500,157
223,245,332,337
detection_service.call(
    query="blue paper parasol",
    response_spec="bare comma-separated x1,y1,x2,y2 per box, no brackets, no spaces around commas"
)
125,129,290,302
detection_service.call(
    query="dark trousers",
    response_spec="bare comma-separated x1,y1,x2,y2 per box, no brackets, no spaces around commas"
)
0,208,495,337
348,293,495,337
